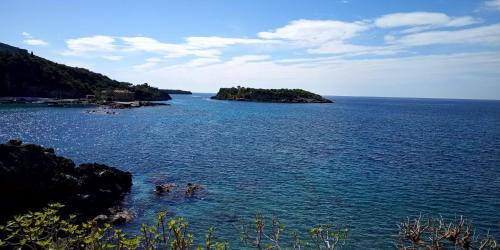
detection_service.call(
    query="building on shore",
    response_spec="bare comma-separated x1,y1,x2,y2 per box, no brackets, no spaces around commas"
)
100,89,134,102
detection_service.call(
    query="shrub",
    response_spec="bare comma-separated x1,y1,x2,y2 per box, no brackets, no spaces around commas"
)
398,215,499,250
1,204,498,249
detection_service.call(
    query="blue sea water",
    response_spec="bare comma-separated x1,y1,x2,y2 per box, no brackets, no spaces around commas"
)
0,94,499,249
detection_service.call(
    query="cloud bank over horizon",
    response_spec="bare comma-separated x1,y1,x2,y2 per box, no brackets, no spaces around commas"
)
3,0,500,99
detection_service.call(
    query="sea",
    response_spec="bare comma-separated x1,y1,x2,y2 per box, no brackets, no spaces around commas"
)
1,94,499,249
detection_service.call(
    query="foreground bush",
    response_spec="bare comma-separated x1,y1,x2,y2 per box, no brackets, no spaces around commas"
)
398,215,498,250
0,204,347,250
0,204,497,249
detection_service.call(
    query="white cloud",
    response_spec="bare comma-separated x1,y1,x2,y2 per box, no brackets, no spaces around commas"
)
64,35,275,60
307,42,403,56
114,52,500,100
121,36,221,58
183,58,221,67
227,55,271,64
65,35,116,55
54,11,500,99
146,57,162,63
101,55,123,61
122,36,276,58
485,0,500,10
185,36,276,48
390,23,500,47
21,32,48,46
256,19,378,56
161,58,222,70
23,39,48,46
133,57,163,70
375,12,479,32
258,19,368,46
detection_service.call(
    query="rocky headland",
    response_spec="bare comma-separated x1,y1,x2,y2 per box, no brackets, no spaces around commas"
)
0,42,171,103
0,140,133,223
211,87,333,103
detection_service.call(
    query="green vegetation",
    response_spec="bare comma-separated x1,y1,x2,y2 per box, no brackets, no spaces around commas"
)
0,204,348,249
1,204,497,249
0,204,224,250
0,42,170,101
211,86,333,103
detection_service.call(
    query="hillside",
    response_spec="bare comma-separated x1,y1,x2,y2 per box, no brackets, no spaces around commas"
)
211,86,333,103
0,42,170,101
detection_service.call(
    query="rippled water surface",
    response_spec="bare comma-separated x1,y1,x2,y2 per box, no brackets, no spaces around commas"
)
1,94,499,248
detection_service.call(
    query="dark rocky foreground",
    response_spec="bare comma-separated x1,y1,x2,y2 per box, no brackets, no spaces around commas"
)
211,87,333,103
0,140,132,223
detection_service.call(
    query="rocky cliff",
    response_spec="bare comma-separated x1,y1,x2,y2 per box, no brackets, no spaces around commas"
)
0,140,132,223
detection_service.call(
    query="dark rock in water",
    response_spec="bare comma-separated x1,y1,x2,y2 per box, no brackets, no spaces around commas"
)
92,214,109,224
154,182,205,199
211,87,333,103
108,207,136,225
0,140,132,223
155,183,177,194
185,183,203,198
92,207,135,225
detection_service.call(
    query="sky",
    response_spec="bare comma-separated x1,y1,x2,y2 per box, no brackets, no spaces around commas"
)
1,0,500,99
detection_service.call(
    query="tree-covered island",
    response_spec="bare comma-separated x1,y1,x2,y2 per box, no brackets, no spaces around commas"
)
211,86,333,103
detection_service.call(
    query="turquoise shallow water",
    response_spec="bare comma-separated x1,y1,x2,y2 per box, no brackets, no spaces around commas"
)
1,94,499,248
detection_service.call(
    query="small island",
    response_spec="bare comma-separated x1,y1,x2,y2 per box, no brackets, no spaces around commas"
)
211,86,333,103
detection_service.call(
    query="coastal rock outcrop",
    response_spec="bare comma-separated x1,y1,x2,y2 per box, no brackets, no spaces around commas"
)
211,87,333,103
154,182,205,198
155,183,177,194
108,101,169,109
93,207,136,225
0,139,132,223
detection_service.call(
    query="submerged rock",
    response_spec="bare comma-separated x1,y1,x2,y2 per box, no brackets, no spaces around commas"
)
92,214,110,224
0,140,133,223
108,207,136,225
185,183,203,198
155,183,177,194
154,182,205,199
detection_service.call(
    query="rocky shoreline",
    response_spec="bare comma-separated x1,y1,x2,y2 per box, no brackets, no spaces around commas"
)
0,140,133,224
0,97,169,109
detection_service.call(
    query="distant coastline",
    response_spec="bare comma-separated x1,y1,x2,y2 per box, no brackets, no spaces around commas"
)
0,42,172,104
161,89,192,95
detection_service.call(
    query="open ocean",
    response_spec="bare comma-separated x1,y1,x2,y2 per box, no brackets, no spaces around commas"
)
1,94,499,249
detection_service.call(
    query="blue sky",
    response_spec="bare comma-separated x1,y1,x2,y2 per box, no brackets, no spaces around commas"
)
1,0,500,99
